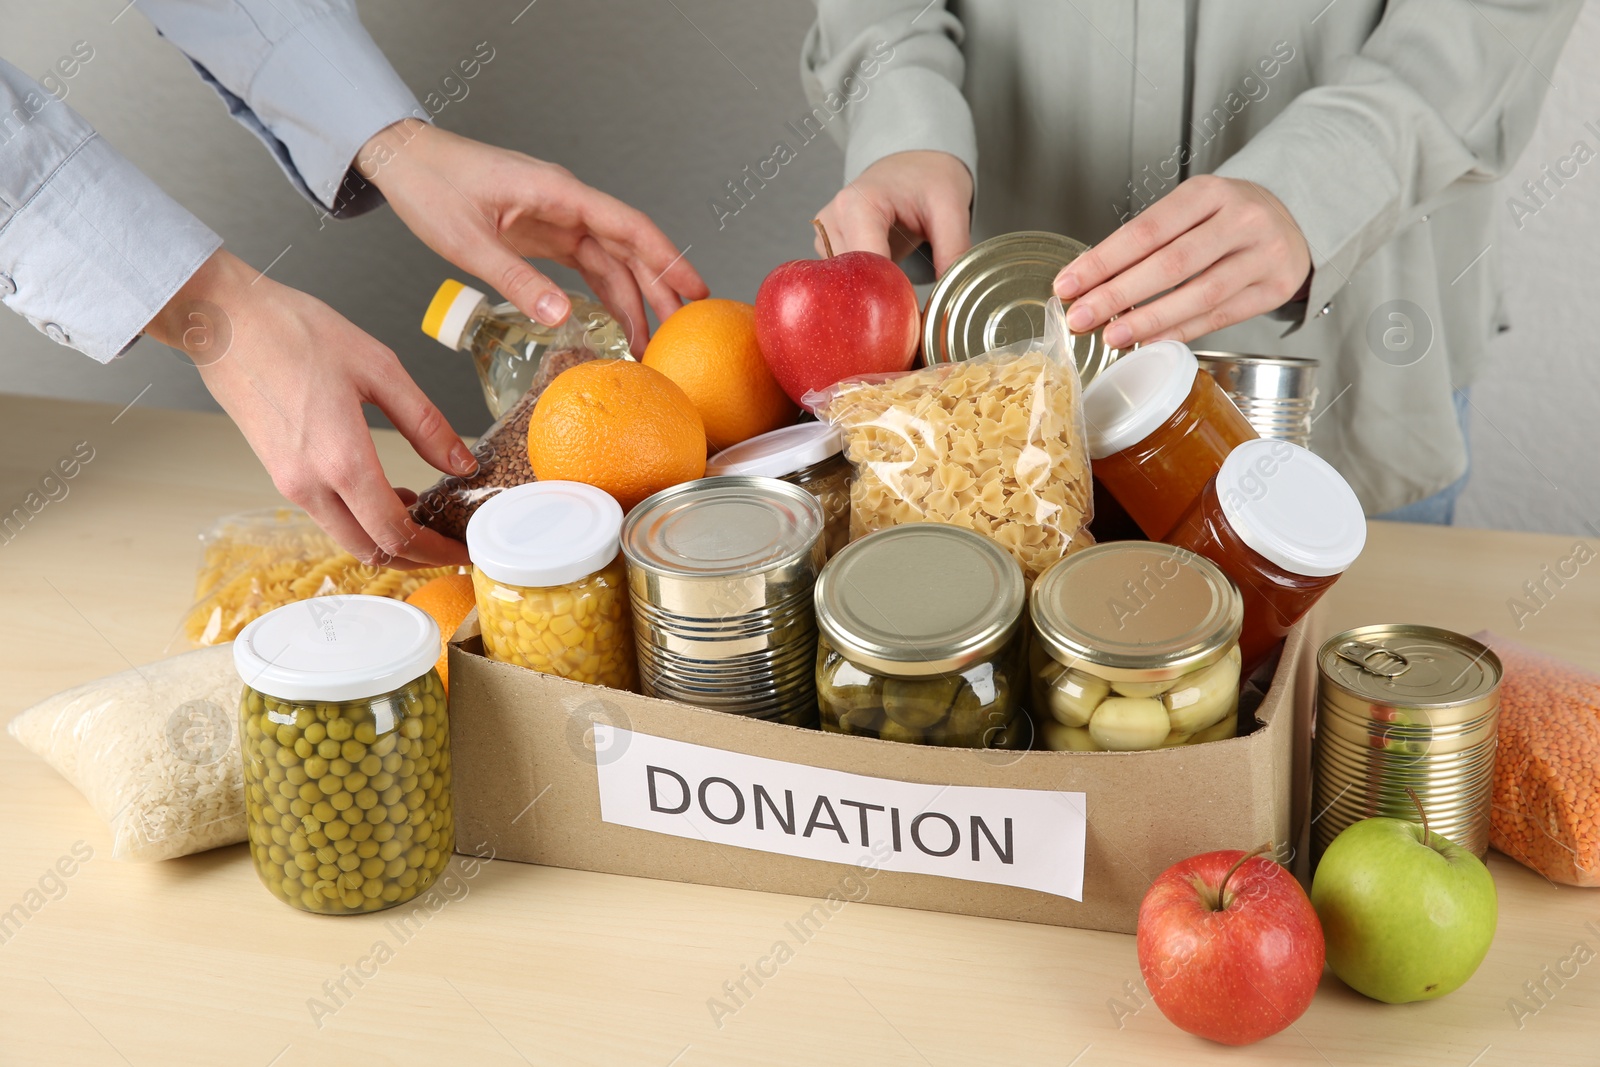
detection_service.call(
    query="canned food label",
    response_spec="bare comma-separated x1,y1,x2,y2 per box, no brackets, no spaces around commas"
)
593,726,1087,899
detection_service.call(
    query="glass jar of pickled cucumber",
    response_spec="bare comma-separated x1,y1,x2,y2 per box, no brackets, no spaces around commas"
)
466,481,637,690
1029,542,1244,752
814,524,1027,747
233,595,453,915
706,422,850,559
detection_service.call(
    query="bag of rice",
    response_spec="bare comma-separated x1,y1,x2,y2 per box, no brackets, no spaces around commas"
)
806,297,1094,583
8,645,245,861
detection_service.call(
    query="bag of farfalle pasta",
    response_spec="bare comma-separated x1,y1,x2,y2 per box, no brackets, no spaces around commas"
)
806,298,1094,583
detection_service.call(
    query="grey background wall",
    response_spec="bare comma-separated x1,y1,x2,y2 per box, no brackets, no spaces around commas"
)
1,0,1596,536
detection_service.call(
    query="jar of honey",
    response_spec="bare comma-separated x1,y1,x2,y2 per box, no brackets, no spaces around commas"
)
1165,439,1366,673
1082,340,1258,540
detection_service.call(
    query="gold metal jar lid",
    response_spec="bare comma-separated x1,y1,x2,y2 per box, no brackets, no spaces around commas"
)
1030,542,1242,682
920,231,1121,384
813,524,1025,677
1318,625,1502,721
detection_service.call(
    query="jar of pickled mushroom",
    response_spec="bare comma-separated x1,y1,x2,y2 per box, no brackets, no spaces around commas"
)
1029,542,1244,752
1164,438,1366,675
814,524,1026,747
466,481,637,690
706,422,850,559
1082,340,1258,540
233,595,453,914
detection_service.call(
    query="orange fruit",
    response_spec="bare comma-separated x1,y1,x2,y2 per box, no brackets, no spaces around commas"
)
642,299,798,451
527,360,707,511
405,572,477,693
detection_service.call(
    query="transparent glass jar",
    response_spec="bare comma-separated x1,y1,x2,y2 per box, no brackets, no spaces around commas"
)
466,482,637,690
814,524,1026,748
1083,340,1258,540
1165,438,1366,675
1029,542,1244,752
421,279,632,419
707,422,850,559
233,596,452,915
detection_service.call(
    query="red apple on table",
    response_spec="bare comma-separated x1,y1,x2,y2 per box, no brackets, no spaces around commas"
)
755,220,920,406
1136,846,1325,1046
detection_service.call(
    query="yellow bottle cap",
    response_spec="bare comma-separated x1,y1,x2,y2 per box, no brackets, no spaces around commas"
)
421,279,486,349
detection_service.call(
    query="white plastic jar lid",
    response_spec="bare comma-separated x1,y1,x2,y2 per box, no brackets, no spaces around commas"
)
706,421,843,479
1216,438,1367,577
234,595,441,702
1081,340,1199,458
466,480,624,588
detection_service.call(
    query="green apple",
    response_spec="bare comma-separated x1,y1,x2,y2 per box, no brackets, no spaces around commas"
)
1312,815,1497,1003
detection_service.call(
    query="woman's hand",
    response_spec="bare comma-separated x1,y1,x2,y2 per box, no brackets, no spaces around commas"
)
148,250,473,569
364,121,708,352
813,150,974,276
1053,176,1311,347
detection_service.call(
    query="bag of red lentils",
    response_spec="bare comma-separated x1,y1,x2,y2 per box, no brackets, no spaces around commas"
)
1476,632,1600,887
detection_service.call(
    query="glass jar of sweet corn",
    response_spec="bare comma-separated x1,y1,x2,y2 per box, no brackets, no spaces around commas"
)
465,481,637,690
233,595,453,915
1029,542,1244,752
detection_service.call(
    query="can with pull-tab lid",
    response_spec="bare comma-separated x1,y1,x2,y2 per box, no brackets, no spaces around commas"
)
1313,625,1502,861
920,231,1122,384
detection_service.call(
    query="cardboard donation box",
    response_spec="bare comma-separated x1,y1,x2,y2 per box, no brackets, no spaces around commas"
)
448,620,1314,934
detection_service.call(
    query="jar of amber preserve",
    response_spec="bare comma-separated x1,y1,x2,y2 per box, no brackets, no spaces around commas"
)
234,595,452,914
1083,340,1258,540
466,481,637,690
815,524,1027,748
1165,438,1366,674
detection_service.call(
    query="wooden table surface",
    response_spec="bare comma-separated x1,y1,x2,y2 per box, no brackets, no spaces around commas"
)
2,395,1596,1067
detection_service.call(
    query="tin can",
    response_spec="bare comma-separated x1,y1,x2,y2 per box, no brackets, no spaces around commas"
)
921,231,1122,385
1313,625,1502,859
622,476,825,724
1195,352,1318,448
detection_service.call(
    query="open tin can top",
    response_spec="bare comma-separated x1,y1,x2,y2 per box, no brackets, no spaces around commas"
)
920,230,1121,384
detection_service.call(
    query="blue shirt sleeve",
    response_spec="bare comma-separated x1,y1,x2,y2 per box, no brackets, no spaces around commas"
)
136,0,429,217
0,58,222,362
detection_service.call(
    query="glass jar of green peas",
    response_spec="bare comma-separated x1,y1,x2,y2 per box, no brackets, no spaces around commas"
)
233,595,453,915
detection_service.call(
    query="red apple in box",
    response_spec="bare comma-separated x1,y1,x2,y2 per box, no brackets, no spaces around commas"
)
755,221,920,405
1136,846,1325,1046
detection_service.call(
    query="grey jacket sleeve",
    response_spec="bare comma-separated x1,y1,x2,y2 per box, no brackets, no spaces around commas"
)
1214,0,1583,323
137,0,427,217
802,0,977,184
0,58,222,362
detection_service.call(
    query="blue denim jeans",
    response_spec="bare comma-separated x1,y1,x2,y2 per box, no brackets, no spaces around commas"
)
1372,390,1471,526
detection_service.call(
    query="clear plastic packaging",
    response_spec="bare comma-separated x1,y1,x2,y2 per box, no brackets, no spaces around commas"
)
1475,632,1600,886
807,298,1093,584
183,509,457,646
7,645,245,861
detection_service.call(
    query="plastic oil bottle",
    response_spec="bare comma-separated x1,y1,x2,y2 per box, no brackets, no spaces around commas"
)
421,279,632,419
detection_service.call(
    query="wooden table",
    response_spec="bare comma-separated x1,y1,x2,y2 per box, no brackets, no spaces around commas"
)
2,395,1595,1066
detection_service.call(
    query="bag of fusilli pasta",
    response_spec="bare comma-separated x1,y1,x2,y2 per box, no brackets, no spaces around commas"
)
181,509,462,645
805,298,1094,584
